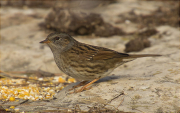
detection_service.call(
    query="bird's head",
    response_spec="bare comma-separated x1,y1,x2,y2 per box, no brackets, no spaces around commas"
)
40,32,75,53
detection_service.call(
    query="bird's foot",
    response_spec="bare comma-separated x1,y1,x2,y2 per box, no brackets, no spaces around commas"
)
68,81,88,91
68,78,99,94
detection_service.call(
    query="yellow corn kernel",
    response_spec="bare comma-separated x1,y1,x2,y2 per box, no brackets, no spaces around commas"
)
58,77,66,83
17,89,22,93
68,78,76,83
10,106,15,109
18,94,25,98
45,95,51,99
23,91,30,96
13,91,18,95
9,96,15,101
59,86,64,90
35,96,39,100
3,95,7,99
5,109,10,111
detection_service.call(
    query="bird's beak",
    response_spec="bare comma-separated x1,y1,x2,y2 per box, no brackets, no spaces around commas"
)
40,39,51,43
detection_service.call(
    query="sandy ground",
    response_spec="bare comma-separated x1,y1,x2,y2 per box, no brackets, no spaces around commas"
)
0,1,180,112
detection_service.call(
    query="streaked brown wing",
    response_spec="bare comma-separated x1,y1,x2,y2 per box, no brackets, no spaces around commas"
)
70,42,161,61
76,42,129,61
92,47,129,60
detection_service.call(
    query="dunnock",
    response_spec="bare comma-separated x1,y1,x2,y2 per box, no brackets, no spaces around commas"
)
40,33,161,93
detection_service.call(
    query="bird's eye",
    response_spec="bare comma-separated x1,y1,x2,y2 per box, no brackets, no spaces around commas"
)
54,37,60,40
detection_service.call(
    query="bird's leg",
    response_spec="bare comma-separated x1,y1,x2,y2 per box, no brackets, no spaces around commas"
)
74,78,100,93
69,81,88,91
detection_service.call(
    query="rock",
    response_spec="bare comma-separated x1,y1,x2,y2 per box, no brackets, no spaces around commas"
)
1,0,117,8
0,0,56,8
117,2,179,29
124,28,157,52
45,8,124,36
125,37,150,52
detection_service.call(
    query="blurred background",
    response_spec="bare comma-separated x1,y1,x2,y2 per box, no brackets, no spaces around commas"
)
0,0,179,72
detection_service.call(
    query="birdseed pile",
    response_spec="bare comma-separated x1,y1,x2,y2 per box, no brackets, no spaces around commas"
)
0,71,76,101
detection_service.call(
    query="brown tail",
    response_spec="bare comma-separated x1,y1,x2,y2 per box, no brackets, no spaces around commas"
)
128,54,161,59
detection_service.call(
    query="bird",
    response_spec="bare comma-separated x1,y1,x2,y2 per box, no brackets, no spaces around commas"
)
40,32,161,93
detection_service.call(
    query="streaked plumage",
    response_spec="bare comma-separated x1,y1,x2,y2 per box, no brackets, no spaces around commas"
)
40,32,161,92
